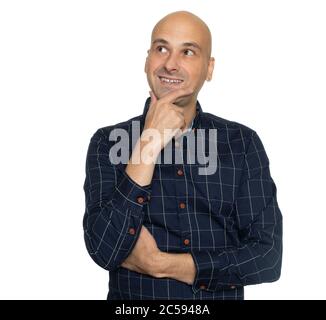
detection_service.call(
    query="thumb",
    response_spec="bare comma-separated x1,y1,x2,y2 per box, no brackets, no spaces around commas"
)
149,91,157,106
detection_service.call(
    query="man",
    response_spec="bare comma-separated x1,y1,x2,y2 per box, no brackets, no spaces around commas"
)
83,11,282,300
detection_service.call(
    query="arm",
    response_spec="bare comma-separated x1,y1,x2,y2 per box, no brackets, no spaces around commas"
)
155,252,196,285
83,89,191,272
83,128,153,271
119,131,282,292
188,131,283,293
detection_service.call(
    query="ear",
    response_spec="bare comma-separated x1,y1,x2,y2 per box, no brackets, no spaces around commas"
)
206,57,215,81
144,49,150,73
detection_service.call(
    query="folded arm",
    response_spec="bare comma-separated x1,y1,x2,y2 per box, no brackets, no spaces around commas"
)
83,128,153,271
189,131,283,293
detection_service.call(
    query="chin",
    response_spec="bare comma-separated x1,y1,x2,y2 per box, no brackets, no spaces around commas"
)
157,87,179,98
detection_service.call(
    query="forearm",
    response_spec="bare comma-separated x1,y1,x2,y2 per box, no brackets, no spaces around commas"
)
83,129,152,271
125,135,161,187
189,200,282,292
156,252,196,285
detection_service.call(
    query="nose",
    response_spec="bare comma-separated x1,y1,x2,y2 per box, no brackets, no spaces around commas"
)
164,52,179,73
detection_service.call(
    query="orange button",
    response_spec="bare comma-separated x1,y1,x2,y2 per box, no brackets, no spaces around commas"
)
177,169,184,176
183,239,190,245
199,284,206,290
179,202,186,209
137,196,144,204
128,227,136,235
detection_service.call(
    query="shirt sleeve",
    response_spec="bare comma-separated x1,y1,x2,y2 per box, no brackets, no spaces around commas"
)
83,128,151,271
190,131,283,293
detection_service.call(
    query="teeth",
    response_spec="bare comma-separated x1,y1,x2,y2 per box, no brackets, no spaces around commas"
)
160,77,183,84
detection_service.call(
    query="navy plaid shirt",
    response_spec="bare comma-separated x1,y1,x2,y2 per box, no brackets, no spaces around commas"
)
83,98,283,300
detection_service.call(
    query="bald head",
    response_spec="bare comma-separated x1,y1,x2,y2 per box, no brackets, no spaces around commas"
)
145,10,215,105
151,11,212,59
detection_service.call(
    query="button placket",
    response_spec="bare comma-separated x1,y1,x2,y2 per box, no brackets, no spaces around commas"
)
183,238,190,246
128,227,136,235
136,196,144,204
179,202,186,209
174,162,192,253
177,169,184,176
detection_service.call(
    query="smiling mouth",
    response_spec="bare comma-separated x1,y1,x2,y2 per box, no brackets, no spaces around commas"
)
158,76,184,85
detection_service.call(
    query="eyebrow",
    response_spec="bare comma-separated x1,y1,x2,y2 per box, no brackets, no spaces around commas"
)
152,38,202,51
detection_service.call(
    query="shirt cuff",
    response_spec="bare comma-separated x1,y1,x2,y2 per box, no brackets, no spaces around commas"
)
111,168,151,216
190,250,237,294
104,169,152,270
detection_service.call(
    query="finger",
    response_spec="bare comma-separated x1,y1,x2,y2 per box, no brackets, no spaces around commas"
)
141,225,149,232
172,111,185,130
174,128,183,140
174,120,187,138
141,225,154,238
170,104,185,114
176,112,186,128
160,88,193,104
181,119,187,131
149,91,157,106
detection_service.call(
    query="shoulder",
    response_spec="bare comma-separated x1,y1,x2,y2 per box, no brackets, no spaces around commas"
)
201,112,269,163
201,112,257,143
90,114,143,142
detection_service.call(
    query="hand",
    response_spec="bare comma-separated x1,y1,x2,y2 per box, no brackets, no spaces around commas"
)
142,89,193,151
121,226,163,277
121,225,196,284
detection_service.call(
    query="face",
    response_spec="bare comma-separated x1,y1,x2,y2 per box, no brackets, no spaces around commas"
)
145,16,214,106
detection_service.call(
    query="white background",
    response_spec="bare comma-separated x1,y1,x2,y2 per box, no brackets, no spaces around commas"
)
0,0,325,300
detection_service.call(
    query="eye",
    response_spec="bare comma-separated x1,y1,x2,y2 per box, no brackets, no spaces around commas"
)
184,49,195,56
157,46,168,53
